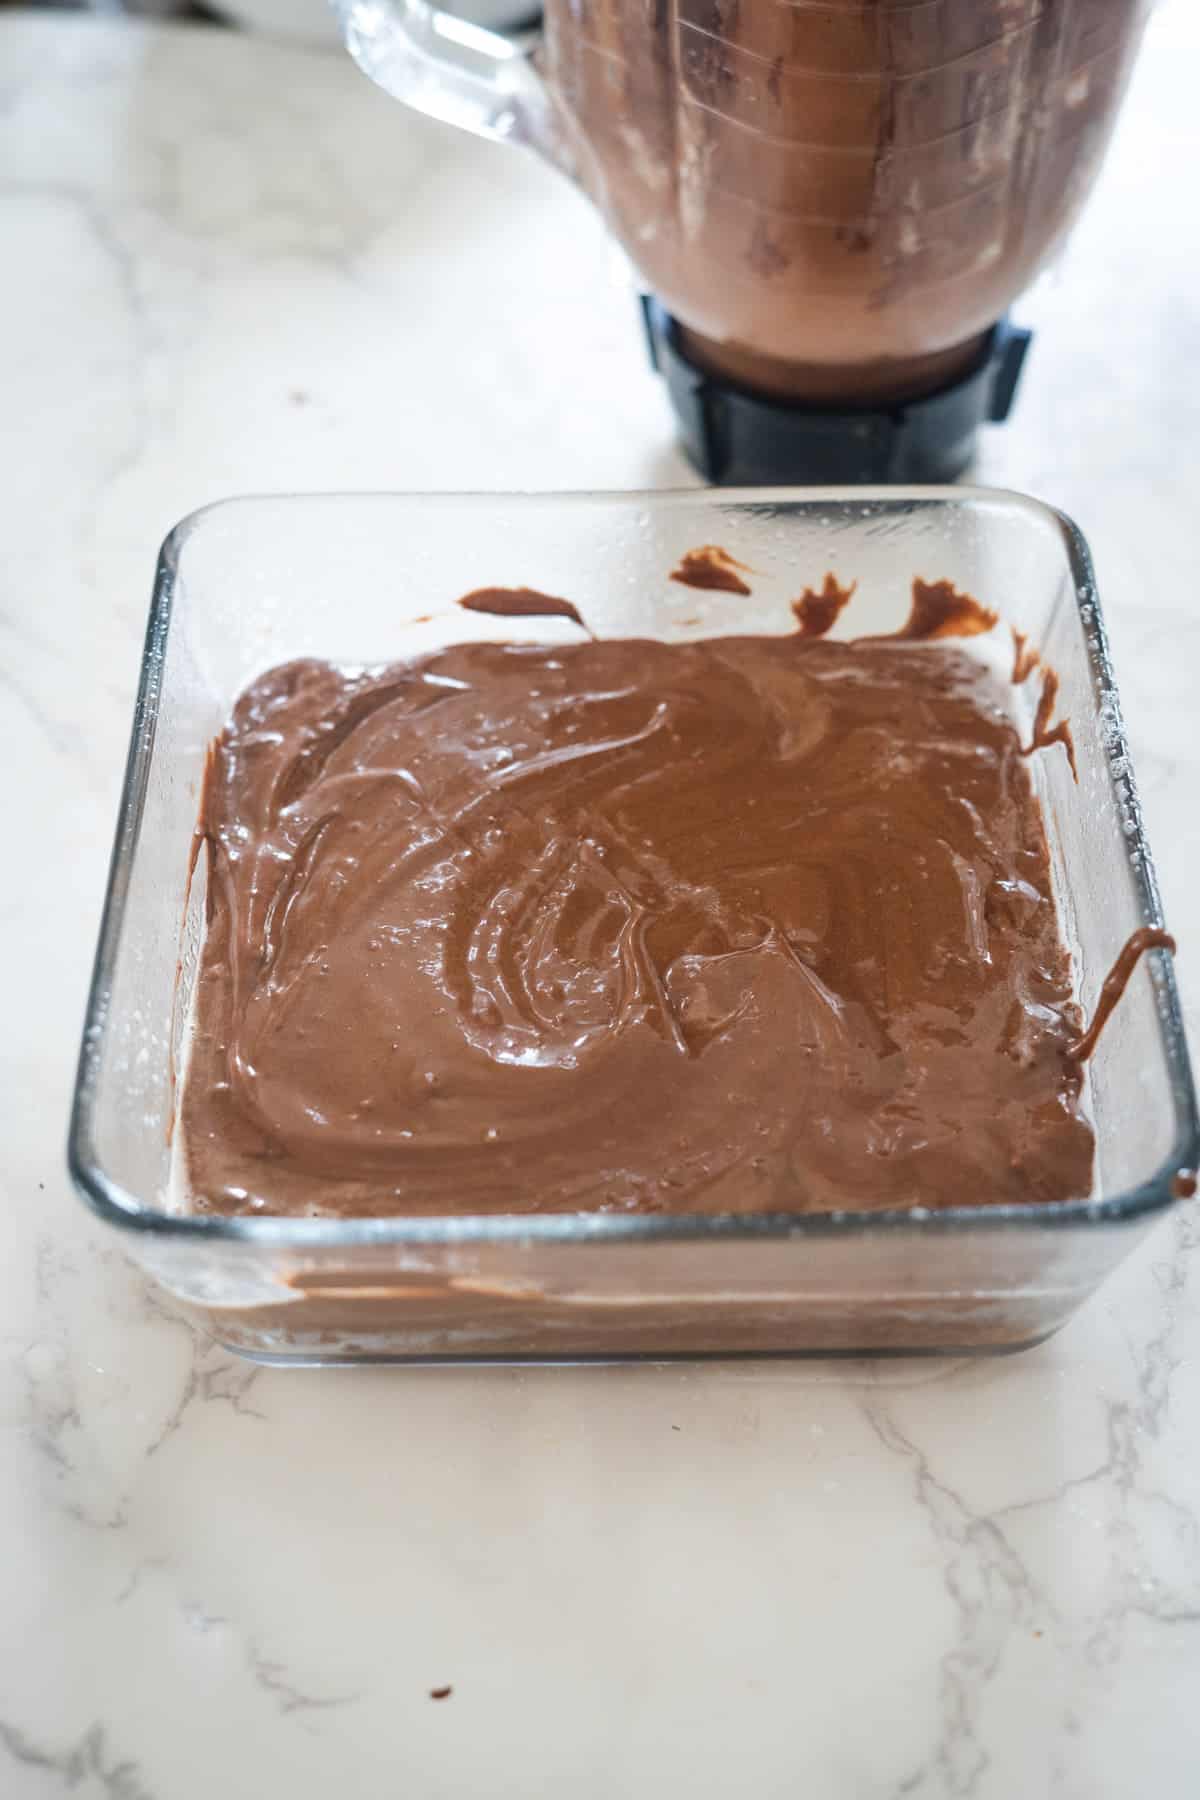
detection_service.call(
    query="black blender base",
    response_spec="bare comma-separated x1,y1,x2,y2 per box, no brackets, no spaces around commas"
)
641,297,1031,485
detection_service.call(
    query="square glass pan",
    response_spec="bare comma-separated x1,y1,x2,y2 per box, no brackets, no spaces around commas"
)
69,490,1197,1363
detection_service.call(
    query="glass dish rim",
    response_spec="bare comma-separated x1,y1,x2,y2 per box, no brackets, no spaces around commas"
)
67,486,1199,1249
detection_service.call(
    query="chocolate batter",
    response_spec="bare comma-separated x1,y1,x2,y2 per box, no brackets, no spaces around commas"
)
890,579,998,643
1012,628,1041,686
1066,926,1175,1064
669,546,754,594
1022,666,1078,781
182,628,1095,1219
458,587,592,634
792,574,856,638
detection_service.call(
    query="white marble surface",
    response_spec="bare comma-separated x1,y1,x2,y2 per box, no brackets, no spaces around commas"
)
2,8,1199,1795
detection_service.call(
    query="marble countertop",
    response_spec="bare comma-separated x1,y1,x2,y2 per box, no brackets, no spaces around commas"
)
3,9,1199,1796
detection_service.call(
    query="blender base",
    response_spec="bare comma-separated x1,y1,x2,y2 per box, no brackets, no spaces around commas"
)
641,297,1031,486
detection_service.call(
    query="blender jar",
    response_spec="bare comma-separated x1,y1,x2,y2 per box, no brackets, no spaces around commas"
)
336,0,1148,470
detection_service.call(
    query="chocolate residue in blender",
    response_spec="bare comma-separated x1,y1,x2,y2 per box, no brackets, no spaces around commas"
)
792,574,856,638
1011,628,1040,685
540,0,1147,406
669,546,753,594
1066,927,1176,1064
1022,667,1078,782
891,579,999,642
458,587,591,634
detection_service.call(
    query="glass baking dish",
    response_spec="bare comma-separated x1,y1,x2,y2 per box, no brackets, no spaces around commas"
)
68,490,1197,1363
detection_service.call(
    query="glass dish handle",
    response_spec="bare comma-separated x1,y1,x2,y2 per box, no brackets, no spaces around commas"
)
333,0,574,171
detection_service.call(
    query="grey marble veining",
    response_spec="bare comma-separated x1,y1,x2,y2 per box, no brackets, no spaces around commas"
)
1,9,1198,1796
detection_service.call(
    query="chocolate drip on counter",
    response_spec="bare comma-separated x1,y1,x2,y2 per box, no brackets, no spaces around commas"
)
669,546,753,594
1066,928,1176,1064
182,631,1094,1219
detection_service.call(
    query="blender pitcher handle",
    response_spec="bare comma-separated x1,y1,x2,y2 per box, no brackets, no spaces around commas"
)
333,0,572,170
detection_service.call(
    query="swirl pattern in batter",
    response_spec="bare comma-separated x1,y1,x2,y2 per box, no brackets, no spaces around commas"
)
181,632,1093,1216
